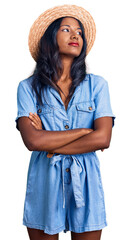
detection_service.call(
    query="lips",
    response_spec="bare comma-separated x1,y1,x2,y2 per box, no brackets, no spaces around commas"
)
68,42,79,46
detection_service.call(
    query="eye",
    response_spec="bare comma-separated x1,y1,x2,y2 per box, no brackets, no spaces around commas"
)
77,31,82,36
62,28,69,32
61,28,82,36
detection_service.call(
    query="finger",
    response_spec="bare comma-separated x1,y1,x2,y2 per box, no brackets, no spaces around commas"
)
29,114,34,121
29,113,42,129
34,112,42,122
29,114,37,122
31,113,41,123
29,113,39,124
32,121,43,130
33,115,42,126
29,112,35,116
31,121,39,129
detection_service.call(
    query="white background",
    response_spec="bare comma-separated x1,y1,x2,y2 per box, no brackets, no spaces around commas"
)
0,0,131,239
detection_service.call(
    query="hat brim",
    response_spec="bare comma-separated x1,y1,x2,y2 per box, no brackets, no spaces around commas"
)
28,4,96,61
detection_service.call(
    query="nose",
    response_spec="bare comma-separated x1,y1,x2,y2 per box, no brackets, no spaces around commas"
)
70,30,79,40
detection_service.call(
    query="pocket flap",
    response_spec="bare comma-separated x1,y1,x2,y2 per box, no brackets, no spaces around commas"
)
76,101,95,112
37,104,53,114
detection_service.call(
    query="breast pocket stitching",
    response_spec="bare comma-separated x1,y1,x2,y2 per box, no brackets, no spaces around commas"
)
75,101,95,113
37,105,54,117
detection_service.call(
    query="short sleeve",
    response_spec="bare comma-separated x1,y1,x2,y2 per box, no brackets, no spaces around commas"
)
15,79,37,131
94,79,116,127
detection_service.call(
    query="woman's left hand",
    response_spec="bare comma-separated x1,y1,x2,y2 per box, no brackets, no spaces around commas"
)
29,112,43,130
29,112,55,156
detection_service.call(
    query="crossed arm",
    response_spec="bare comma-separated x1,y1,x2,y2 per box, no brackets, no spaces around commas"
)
50,117,112,154
17,112,113,154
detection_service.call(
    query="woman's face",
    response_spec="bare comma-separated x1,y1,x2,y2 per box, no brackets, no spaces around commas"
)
56,17,83,58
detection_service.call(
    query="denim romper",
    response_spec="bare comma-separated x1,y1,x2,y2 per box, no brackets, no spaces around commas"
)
15,73,115,235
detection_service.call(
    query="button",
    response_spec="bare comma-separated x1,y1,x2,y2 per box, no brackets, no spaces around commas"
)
66,168,70,172
37,109,42,113
88,107,92,111
65,125,69,129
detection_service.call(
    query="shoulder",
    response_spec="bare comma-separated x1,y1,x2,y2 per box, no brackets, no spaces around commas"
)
17,76,35,97
17,75,34,89
84,73,108,85
16,75,36,100
85,73,108,92
82,73,110,99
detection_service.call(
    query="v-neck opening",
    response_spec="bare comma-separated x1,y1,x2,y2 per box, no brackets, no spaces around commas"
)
49,84,81,112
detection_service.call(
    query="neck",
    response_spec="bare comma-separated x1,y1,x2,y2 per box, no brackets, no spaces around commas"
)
58,55,74,83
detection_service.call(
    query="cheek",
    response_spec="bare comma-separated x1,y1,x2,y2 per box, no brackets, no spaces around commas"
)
56,32,60,45
80,39,84,48
57,37,68,51
56,34,64,48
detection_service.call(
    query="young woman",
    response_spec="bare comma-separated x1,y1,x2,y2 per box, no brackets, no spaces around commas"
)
15,5,115,240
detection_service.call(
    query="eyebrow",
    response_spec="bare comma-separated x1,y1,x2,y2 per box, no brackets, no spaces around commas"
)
60,25,82,30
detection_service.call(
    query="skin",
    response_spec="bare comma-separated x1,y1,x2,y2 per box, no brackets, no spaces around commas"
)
56,16,83,82
27,227,102,240
18,17,113,240
28,112,105,153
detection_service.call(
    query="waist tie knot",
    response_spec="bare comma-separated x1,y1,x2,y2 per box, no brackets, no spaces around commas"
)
50,154,85,209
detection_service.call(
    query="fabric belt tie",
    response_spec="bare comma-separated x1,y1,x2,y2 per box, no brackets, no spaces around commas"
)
50,154,85,209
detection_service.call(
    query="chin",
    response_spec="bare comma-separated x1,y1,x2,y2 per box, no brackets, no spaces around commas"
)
70,53,81,58
60,49,81,58
69,49,82,57
67,51,81,58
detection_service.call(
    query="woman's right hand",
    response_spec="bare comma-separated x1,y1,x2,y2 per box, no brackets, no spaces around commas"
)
84,128,94,134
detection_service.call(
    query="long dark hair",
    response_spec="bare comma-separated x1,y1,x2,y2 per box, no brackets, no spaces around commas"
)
31,17,87,106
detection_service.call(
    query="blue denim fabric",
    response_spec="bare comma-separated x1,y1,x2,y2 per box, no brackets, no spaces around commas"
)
15,73,115,234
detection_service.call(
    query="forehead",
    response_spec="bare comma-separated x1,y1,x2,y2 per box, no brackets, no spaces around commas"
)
60,17,80,27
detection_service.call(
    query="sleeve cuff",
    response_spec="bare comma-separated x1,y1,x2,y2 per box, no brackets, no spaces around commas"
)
15,112,30,130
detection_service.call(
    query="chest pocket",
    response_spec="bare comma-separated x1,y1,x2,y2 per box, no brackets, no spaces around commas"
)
75,101,95,128
76,101,95,112
36,104,54,130
37,104,54,117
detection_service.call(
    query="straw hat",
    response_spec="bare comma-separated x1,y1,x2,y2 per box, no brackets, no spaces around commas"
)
28,4,96,61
